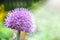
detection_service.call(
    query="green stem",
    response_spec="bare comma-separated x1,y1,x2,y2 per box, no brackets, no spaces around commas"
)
17,30,20,40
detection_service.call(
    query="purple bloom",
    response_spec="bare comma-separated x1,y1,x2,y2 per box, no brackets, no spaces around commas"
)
5,8,36,33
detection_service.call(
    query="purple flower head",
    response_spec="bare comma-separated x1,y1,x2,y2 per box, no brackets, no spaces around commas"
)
5,8,36,33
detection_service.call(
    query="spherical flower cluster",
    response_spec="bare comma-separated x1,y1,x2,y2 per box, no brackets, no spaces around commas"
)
5,8,36,33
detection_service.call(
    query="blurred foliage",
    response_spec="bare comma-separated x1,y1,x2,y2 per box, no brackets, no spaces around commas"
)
0,23,13,40
0,4,13,40
0,0,46,11
26,6,60,40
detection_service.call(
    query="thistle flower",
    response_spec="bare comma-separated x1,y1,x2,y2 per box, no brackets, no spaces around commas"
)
5,8,36,33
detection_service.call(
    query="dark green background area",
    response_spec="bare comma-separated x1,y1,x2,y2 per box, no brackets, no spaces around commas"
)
0,0,46,11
